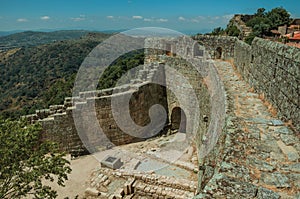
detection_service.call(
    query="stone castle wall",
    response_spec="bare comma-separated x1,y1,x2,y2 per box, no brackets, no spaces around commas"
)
190,35,299,131
23,35,299,196
25,62,169,155
144,36,228,194
193,35,237,60
193,36,299,193
234,37,300,131
144,36,212,141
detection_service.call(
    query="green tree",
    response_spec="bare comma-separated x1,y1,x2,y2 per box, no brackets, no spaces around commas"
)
266,7,291,29
225,25,241,37
255,8,266,17
209,27,225,36
245,33,256,45
97,49,145,90
246,7,291,38
0,119,71,198
252,19,271,37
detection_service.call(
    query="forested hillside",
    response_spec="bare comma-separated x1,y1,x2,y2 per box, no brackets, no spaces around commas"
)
0,30,98,50
0,32,144,119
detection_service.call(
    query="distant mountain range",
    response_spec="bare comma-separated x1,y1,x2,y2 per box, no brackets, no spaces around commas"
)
0,30,108,50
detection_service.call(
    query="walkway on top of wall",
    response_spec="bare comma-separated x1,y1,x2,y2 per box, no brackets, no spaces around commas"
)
198,61,300,198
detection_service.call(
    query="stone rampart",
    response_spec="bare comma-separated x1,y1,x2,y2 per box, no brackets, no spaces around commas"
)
22,34,299,197
193,35,237,60
24,62,168,155
234,37,300,131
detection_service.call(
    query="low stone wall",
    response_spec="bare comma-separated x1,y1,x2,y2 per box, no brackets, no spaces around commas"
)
234,37,300,131
87,168,197,199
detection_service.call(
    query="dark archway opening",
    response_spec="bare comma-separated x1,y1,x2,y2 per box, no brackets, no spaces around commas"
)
171,107,187,133
186,47,191,57
166,43,172,56
193,43,204,57
216,47,222,59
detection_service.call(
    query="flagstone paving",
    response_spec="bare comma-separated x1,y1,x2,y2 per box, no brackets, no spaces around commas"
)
197,61,300,198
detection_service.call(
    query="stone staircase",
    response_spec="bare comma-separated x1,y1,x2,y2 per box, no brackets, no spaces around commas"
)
22,62,164,124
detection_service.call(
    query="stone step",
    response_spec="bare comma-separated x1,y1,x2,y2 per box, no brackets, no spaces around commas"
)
132,180,195,199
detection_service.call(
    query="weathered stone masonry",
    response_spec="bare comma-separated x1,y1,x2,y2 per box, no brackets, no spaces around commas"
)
26,62,169,154
26,36,216,156
193,35,299,131
234,38,300,131
24,34,299,198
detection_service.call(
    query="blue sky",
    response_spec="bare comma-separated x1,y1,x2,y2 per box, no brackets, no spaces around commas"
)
1,0,299,34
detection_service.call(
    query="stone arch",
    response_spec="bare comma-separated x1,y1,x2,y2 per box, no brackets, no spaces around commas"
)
193,42,204,57
171,107,187,133
216,47,222,59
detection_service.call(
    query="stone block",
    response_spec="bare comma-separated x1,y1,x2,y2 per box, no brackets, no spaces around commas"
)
101,156,123,169
256,187,280,199
85,187,100,197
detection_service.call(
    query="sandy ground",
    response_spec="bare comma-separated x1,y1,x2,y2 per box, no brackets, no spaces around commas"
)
39,148,121,199
26,132,196,198
43,154,99,199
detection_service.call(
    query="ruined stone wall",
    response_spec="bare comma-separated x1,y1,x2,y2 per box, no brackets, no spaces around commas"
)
162,56,211,140
193,35,237,60
144,36,213,144
144,37,228,194
25,63,168,155
234,37,300,131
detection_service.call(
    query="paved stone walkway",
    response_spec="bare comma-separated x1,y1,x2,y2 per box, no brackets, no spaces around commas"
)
198,62,300,198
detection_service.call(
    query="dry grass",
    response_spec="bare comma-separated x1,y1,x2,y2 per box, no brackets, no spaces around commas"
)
250,167,261,180
227,60,244,81
248,87,255,93
261,184,298,196
258,93,278,117
234,95,241,116
261,184,279,192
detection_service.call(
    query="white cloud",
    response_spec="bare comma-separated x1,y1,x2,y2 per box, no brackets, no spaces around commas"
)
107,16,114,19
157,18,168,22
71,15,86,22
40,16,50,20
132,15,143,19
17,18,28,22
190,16,206,23
178,16,186,21
144,18,153,22
222,14,234,20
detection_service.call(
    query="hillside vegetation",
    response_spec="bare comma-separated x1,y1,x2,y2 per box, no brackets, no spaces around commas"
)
0,32,144,119
207,7,292,44
0,30,97,50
